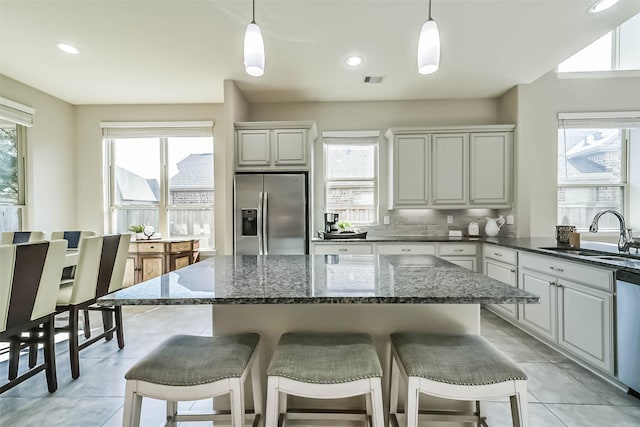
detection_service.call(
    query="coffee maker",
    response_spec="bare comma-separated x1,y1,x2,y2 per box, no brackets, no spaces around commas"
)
324,213,339,233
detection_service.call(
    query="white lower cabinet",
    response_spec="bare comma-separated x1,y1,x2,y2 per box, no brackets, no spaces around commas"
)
311,243,373,255
483,247,518,320
517,252,614,375
438,243,478,272
376,243,436,255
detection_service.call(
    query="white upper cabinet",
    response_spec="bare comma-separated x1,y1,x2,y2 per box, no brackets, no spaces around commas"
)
431,133,468,206
469,132,512,205
386,125,514,209
235,121,318,171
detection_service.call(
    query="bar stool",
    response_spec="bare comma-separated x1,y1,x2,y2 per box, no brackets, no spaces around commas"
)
123,333,262,427
265,332,385,427
389,333,530,427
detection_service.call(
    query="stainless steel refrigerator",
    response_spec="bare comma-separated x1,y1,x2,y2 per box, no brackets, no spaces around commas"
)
234,173,308,255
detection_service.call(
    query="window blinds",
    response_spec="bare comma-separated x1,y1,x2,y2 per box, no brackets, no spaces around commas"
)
0,97,35,127
322,130,380,145
558,111,640,129
100,121,214,138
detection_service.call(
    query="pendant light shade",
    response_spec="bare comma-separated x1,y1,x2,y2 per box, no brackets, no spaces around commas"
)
417,0,440,75
244,0,265,77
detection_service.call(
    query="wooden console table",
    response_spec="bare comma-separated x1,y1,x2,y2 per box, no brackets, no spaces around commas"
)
123,238,199,287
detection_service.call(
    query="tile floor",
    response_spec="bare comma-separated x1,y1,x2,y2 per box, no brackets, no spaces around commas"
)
1,306,639,426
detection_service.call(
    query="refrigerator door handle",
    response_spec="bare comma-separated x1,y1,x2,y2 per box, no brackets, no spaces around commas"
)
257,192,264,255
263,192,269,254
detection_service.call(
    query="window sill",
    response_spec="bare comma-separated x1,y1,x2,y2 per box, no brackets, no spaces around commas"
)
557,70,640,80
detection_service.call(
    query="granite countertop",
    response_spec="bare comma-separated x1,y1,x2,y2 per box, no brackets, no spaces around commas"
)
311,235,482,243
98,255,539,306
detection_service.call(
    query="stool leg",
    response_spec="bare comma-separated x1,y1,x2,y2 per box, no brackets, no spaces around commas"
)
166,400,177,427
229,378,245,427
278,391,287,417
389,355,400,423
265,377,280,427
510,381,530,427
251,350,263,419
123,380,142,427
69,306,81,379
476,401,482,427
405,377,420,427
370,378,385,427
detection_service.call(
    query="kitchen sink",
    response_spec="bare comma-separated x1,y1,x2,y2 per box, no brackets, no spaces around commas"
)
538,247,640,263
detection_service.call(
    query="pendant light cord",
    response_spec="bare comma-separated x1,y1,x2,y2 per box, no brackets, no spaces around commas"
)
427,0,432,20
252,0,256,24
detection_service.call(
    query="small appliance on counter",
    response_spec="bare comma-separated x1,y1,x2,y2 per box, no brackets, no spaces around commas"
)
468,221,479,237
324,212,340,233
319,213,367,239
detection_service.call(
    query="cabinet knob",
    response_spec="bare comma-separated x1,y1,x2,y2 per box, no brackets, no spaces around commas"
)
453,249,464,253
549,281,556,287
338,248,347,252
510,269,516,273
549,266,564,273
402,248,411,252
494,252,502,257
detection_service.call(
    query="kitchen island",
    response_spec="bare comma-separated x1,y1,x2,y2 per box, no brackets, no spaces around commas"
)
99,254,538,418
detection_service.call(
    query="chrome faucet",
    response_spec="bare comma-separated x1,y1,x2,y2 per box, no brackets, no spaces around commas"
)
589,210,638,253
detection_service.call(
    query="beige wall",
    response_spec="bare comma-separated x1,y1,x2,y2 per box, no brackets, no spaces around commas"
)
515,71,640,237
74,103,224,235
0,75,75,231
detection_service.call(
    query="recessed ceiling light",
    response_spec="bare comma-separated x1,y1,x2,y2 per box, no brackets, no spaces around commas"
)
588,0,620,14
56,42,80,55
345,55,363,67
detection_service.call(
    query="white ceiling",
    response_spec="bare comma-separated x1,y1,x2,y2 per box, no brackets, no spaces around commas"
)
1,0,639,105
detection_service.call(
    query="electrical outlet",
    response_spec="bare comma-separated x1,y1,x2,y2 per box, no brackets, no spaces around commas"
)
383,215,390,225
447,215,453,224
506,215,514,225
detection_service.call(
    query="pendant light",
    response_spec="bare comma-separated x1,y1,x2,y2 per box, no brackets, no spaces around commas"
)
244,0,265,77
417,0,440,75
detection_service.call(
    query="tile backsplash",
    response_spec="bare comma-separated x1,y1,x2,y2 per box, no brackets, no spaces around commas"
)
356,208,517,238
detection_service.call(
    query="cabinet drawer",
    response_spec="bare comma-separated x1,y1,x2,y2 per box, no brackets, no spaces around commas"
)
438,243,477,256
519,252,613,292
170,241,193,253
313,244,373,255
136,242,166,253
376,243,436,255
484,244,517,264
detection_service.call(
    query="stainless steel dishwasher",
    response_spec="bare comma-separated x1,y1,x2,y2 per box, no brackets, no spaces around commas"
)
617,279,640,394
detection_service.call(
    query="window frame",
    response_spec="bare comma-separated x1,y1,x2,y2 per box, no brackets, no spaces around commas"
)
0,122,28,232
322,132,379,226
557,121,631,232
103,123,214,246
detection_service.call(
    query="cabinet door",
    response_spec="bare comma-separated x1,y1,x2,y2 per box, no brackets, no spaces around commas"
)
273,129,307,166
558,280,613,374
519,268,557,341
485,258,518,319
170,253,192,271
393,135,429,206
237,130,271,166
139,254,165,282
123,254,137,287
431,133,468,205
440,256,476,272
470,132,512,205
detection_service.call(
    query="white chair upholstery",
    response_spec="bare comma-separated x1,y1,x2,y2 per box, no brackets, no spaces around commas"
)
1,240,67,394
389,333,530,427
265,332,385,427
0,231,46,244
123,333,262,427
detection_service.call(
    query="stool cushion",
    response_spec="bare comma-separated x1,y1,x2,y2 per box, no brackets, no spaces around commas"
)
267,332,382,384
125,333,259,386
391,333,527,386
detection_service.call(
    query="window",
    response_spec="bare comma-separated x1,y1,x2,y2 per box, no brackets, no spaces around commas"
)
103,122,215,248
558,12,640,73
557,112,640,231
323,131,378,225
0,97,32,232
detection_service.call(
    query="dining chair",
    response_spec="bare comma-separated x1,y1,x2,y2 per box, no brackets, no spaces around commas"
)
55,235,103,379
1,239,67,394
82,233,131,348
0,231,46,245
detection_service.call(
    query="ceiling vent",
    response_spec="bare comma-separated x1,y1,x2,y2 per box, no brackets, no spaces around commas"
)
363,76,383,84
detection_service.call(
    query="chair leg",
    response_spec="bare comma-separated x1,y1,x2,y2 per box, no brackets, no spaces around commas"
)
265,377,280,427
510,381,530,427
251,348,263,419
114,306,125,349
69,306,81,379
123,380,142,427
229,379,245,427
369,378,385,427
43,318,57,393
166,400,178,427
83,309,91,339
405,377,420,427
389,354,400,421
476,400,482,427
28,329,38,368
8,339,20,380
